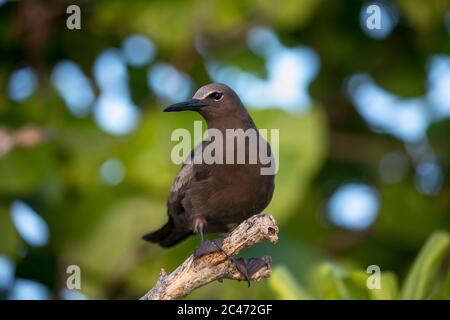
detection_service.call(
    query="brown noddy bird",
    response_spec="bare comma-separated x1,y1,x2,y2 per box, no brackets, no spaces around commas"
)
143,83,275,261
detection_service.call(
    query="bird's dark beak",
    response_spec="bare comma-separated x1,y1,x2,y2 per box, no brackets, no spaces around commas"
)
163,99,206,112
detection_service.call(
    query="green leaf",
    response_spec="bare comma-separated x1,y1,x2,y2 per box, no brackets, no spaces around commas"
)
344,270,371,300
401,230,450,300
70,197,167,286
252,106,327,225
0,147,53,195
269,265,313,299
314,263,351,300
432,267,450,299
442,269,450,299
369,271,399,300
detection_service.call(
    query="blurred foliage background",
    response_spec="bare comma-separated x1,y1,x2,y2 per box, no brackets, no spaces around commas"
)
0,0,450,300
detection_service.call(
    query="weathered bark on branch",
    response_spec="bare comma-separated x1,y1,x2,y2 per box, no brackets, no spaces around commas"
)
140,214,279,300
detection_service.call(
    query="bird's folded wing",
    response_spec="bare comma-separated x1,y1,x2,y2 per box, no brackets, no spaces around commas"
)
168,141,210,213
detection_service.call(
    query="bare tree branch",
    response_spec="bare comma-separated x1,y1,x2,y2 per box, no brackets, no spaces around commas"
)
140,214,279,300
0,125,51,157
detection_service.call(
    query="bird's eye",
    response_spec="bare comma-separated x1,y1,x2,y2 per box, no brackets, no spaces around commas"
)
209,91,223,101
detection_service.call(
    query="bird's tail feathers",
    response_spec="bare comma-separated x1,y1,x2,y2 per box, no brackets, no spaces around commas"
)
142,218,192,248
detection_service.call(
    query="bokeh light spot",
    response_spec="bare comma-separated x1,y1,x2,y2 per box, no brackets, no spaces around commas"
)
93,48,128,90
0,255,15,289
93,93,140,135
60,288,87,300
379,151,408,184
328,183,380,230
52,60,95,117
122,34,155,66
360,1,398,40
205,27,319,113
414,162,443,196
100,158,126,186
11,201,49,247
93,48,141,135
427,55,450,118
7,67,38,102
8,279,52,300
445,11,450,34
148,63,192,102
347,74,429,143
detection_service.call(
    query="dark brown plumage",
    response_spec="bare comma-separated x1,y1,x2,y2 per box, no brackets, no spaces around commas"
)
143,83,275,248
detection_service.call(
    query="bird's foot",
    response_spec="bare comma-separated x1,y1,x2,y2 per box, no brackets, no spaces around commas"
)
193,239,270,287
193,239,224,259
231,257,271,287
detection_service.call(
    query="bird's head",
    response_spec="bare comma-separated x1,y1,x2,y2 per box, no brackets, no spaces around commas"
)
163,83,244,120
